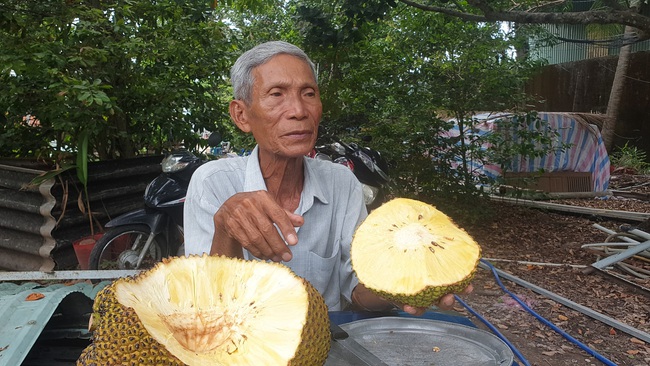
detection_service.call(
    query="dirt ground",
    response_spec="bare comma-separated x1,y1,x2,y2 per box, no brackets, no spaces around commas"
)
446,173,650,366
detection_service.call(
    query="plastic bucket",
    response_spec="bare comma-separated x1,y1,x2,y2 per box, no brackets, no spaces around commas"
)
73,233,103,270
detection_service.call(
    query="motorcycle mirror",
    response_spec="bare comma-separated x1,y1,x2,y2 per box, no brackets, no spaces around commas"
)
207,132,222,147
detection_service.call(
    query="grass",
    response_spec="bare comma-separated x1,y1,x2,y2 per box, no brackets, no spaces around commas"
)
610,142,650,174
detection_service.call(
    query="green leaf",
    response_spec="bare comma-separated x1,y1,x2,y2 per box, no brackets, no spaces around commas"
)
24,164,76,190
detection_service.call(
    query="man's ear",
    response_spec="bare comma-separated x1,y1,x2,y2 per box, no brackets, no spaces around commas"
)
229,100,251,133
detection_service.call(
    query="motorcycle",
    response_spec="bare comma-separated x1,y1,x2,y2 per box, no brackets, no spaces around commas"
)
309,135,389,210
88,133,224,271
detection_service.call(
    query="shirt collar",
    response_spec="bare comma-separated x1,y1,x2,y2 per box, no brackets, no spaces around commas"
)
243,146,267,192
244,145,329,214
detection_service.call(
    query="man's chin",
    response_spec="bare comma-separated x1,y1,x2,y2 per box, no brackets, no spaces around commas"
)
261,145,314,160
282,143,315,158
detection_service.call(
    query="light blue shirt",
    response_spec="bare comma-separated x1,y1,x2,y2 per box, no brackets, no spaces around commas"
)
184,146,367,310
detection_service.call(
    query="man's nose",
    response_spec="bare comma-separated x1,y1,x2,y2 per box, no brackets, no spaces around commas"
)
287,94,308,119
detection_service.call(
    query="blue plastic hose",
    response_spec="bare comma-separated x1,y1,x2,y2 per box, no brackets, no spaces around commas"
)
454,295,531,366
474,259,618,366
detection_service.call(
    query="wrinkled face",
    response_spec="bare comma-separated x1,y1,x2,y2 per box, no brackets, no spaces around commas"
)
231,54,322,159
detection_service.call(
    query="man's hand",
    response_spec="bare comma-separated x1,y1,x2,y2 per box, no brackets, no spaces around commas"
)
211,190,304,261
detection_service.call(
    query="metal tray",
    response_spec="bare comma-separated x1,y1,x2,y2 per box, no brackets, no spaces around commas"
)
326,317,514,366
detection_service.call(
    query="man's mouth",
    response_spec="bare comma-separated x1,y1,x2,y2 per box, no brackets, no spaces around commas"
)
284,130,312,138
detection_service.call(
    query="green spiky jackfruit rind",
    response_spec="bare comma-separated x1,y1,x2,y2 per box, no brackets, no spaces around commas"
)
77,344,97,366
288,279,331,366
371,271,477,308
77,282,184,366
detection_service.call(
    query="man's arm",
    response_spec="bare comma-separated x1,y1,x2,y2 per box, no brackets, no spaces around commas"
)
184,167,223,256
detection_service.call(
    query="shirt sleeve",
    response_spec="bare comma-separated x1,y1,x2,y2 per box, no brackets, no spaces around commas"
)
183,166,221,256
338,178,368,303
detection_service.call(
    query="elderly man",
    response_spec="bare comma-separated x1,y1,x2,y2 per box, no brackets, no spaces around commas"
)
184,41,468,314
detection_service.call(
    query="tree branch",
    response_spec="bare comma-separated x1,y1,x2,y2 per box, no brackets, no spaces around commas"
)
397,0,650,37
485,10,649,34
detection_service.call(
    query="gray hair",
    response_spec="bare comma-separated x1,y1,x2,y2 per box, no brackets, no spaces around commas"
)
230,41,318,104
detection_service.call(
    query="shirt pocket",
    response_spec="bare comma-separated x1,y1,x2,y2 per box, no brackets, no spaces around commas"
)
307,241,340,284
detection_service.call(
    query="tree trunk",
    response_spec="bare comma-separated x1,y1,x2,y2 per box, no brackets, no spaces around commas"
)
110,113,136,159
602,26,634,152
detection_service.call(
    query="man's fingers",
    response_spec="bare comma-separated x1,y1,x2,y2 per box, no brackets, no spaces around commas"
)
437,294,456,310
221,212,272,258
218,203,279,260
287,211,305,226
251,212,293,260
403,305,427,316
215,191,304,262
281,211,304,246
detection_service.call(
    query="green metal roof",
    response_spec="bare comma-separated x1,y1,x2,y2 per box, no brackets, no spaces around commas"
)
0,281,109,366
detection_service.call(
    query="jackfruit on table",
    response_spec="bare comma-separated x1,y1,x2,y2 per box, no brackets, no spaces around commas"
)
78,255,331,366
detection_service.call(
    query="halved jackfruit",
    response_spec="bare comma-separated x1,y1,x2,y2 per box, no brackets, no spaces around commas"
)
78,255,331,366
351,198,481,307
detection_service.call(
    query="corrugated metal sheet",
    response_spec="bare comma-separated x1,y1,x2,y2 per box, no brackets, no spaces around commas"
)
0,156,163,271
530,24,650,65
0,281,109,366
531,24,588,64
0,165,57,272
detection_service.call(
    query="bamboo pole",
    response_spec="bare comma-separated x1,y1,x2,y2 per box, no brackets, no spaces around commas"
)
490,195,650,222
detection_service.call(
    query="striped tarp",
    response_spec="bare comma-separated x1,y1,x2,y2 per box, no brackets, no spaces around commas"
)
443,112,610,192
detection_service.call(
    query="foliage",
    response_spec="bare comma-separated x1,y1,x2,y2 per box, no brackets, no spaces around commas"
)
293,4,551,200
1,0,574,207
610,142,650,174
0,0,245,236
0,0,236,163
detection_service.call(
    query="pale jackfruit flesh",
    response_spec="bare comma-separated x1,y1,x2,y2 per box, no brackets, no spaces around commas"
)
77,255,331,366
351,198,481,307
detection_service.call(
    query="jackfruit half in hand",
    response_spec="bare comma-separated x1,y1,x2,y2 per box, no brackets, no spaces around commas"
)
351,198,481,308
78,255,331,366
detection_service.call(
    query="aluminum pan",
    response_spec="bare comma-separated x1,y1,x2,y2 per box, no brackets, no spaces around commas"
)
334,317,513,366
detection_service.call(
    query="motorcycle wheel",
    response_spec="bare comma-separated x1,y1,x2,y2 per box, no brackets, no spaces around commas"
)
88,224,168,271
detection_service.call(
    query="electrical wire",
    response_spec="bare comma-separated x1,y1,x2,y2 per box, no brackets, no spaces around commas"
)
474,259,619,366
